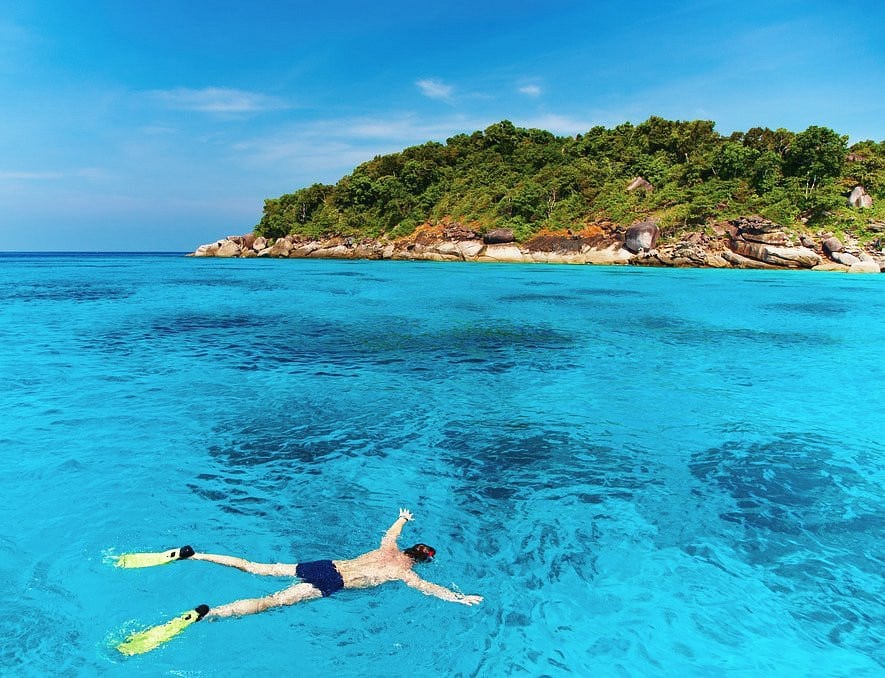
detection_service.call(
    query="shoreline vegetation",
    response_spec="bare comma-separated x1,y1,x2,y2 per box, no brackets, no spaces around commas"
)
192,117,884,272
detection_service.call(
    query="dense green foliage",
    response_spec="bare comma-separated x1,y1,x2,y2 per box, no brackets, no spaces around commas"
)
255,117,885,242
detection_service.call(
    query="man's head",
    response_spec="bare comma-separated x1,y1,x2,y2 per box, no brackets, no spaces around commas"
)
403,543,436,563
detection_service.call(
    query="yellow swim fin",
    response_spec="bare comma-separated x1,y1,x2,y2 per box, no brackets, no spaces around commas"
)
116,605,209,656
115,545,194,568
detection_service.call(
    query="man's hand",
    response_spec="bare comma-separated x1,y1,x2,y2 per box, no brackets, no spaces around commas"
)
399,508,413,522
457,594,483,606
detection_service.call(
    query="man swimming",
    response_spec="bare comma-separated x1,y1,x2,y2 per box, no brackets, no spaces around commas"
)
116,508,483,653
181,507,483,618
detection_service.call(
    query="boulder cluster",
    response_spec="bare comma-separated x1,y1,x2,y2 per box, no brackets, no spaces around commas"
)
191,217,884,273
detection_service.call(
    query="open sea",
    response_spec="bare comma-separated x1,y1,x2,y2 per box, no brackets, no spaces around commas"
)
0,252,882,676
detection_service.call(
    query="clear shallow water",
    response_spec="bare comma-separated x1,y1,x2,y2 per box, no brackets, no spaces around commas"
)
0,253,882,676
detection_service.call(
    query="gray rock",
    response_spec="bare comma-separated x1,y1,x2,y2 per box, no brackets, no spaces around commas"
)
848,186,873,208
768,246,822,268
800,236,816,249
483,228,515,244
848,261,881,273
268,238,292,257
215,240,241,258
583,245,634,265
192,245,214,257
812,262,850,272
624,221,660,253
456,240,485,259
721,249,779,269
729,240,820,268
822,237,843,255
830,251,860,266
478,244,526,262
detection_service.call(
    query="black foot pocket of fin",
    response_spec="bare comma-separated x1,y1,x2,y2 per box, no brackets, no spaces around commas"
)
194,604,210,621
178,545,195,560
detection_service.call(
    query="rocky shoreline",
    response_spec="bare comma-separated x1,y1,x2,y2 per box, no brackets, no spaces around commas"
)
191,217,884,273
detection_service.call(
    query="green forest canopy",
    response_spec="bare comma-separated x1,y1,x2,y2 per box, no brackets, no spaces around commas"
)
255,117,885,243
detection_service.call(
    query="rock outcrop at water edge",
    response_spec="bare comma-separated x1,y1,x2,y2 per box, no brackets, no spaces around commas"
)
190,216,884,273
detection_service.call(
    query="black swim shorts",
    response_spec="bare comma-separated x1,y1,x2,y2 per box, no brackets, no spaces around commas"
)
295,560,345,597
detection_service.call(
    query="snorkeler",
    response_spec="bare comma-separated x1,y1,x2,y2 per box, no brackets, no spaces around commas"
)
115,508,482,655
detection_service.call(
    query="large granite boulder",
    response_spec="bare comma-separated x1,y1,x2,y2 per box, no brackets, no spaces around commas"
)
848,186,873,208
478,244,526,262
822,237,843,255
192,242,218,257
848,261,881,273
584,244,634,265
722,249,780,269
215,240,242,258
830,251,860,266
253,236,268,251
483,228,515,244
456,240,485,259
812,262,850,272
729,240,821,268
624,221,660,253
430,241,462,258
268,238,292,257
725,216,820,268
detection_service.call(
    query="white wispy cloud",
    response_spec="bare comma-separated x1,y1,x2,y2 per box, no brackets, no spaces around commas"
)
231,111,611,182
0,170,64,181
148,87,287,114
231,114,492,180
518,84,542,97
416,78,454,102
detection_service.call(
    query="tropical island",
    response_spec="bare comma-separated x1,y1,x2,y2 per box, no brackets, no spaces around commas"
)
193,117,884,272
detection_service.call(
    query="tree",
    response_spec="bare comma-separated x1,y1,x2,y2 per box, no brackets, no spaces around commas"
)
713,141,758,179
785,126,847,197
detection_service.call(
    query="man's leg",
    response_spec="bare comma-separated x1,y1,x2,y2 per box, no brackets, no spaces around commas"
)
191,552,298,577
206,582,322,618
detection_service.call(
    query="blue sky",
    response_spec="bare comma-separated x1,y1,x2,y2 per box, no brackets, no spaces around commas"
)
1,1,883,251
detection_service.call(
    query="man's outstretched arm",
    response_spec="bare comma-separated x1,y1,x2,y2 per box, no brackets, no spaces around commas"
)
381,508,413,547
401,571,483,606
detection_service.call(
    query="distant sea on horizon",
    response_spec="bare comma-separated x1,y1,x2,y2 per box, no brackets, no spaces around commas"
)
1,252,882,675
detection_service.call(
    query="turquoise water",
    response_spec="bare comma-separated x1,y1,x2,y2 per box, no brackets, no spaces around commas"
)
0,253,882,676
